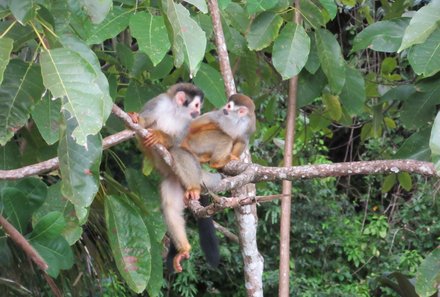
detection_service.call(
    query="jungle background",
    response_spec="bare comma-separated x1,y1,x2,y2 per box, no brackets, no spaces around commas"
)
0,0,440,296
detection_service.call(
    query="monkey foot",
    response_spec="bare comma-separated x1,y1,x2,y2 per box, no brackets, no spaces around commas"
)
127,112,139,124
143,129,160,147
173,251,190,273
184,188,200,202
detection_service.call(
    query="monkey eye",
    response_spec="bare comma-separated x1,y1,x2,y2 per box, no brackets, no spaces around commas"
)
195,102,199,108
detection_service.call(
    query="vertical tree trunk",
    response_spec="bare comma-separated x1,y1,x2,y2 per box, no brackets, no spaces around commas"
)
207,0,264,295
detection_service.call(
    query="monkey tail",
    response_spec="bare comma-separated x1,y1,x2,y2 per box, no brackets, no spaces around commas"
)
198,195,220,268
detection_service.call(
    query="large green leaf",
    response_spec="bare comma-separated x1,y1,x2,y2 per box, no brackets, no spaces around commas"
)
246,0,277,14
124,81,160,112
247,11,283,51
58,116,102,220
398,0,440,52
193,63,227,108
85,6,131,45
339,66,366,116
272,22,310,80
352,18,410,53
0,141,20,169
300,0,327,29
297,69,326,108
130,12,171,66
408,29,440,78
315,29,346,94
162,0,207,76
416,247,440,297
305,32,320,74
29,212,66,241
395,128,431,161
105,195,151,294
30,236,74,277
31,92,62,145
430,112,440,172
319,0,337,20
7,0,36,24
40,48,109,146
0,60,44,146
80,0,112,24
401,76,440,129
1,188,32,233
0,37,13,85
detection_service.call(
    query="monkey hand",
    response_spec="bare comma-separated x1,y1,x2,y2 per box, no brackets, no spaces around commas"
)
143,129,171,148
127,112,139,124
230,154,240,161
173,250,190,273
184,187,200,202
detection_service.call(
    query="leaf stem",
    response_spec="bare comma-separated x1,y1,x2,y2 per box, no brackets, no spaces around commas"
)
0,20,17,39
30,22,48,51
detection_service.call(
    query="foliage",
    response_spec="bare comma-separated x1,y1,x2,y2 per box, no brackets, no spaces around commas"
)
0,0,439,296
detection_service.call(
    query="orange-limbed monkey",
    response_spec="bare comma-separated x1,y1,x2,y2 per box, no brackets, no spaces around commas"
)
131,83,218,273
181,93,256,169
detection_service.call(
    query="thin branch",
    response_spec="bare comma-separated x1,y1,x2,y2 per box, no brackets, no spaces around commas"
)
0,214,48,271
213,221,239,243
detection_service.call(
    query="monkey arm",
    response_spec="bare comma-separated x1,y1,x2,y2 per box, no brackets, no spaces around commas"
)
143,129,174,149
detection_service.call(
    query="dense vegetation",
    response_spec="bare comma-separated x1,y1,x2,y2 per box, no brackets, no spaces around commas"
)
0,0,439,296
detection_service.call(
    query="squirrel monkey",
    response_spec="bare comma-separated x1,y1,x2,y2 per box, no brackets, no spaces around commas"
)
181,93,256,169
130,83,207,272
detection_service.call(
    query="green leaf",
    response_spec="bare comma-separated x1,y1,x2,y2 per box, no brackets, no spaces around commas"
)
322,93,342,121
340,66,366,116
381,57,398,75
130,12,171,66
398,0,440,52
305,33,320,74
0,141,20,169
297,69,326,107
300,0,327,29
408,29,440,78
1,188,32,233
31,93,62,145
223,21,246,56
8,0,36,24
319,0,337,20
85,7,131,45
0,60,44,146
246,0,277,14
30,236,74,277
80,0,112,24
0,37,13,85
430,112,440,172
416,247,440,297
183,0,208,13
247,12,283,51
58,116,102,218
125,81,160,112
315,29,346,94
193,63,227,108
33,182,82,245
272,22,310,80
105,195,151,294
401,76,440,129
40,48,109,146
382,174,396,193
162,0,207,76
379,84,416,103
29,212,66,241
395,127,431,161
397,172,412,191
352,18,410,53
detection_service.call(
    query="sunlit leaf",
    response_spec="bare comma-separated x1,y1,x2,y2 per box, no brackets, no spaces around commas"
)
85,7,131,45
322,93,342,121
382,174,396,193
193,63,227,108
105,195,151,293
162,0,207,76
0,37,13,85
315,29,346,94
0,60,44,146
352,18,410,53
398,0,440,52
40,48,110,146
81,0,112,24
430,111,440,172
408,29,440,78
247,11,283,51
272,22,310,80
130,12,171,66
29,212,66,241
397,172,412,191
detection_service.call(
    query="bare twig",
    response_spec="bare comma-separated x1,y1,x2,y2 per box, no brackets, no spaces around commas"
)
213,221,239,243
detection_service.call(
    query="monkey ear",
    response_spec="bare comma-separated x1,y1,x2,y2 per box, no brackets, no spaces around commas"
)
238,106,248,116
175,91,187,106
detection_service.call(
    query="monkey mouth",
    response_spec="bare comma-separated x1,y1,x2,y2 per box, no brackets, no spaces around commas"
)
190,111,199,118
223,109,228,115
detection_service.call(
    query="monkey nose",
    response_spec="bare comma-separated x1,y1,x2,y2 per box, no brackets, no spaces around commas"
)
223,109,228,115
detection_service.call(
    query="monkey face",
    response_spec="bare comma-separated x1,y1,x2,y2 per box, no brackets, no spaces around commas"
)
175,91,203,119
223,100,248,117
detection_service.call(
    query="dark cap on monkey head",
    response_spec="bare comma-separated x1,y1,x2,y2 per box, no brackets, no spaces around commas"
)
228,94,255,112
168,83,204,106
